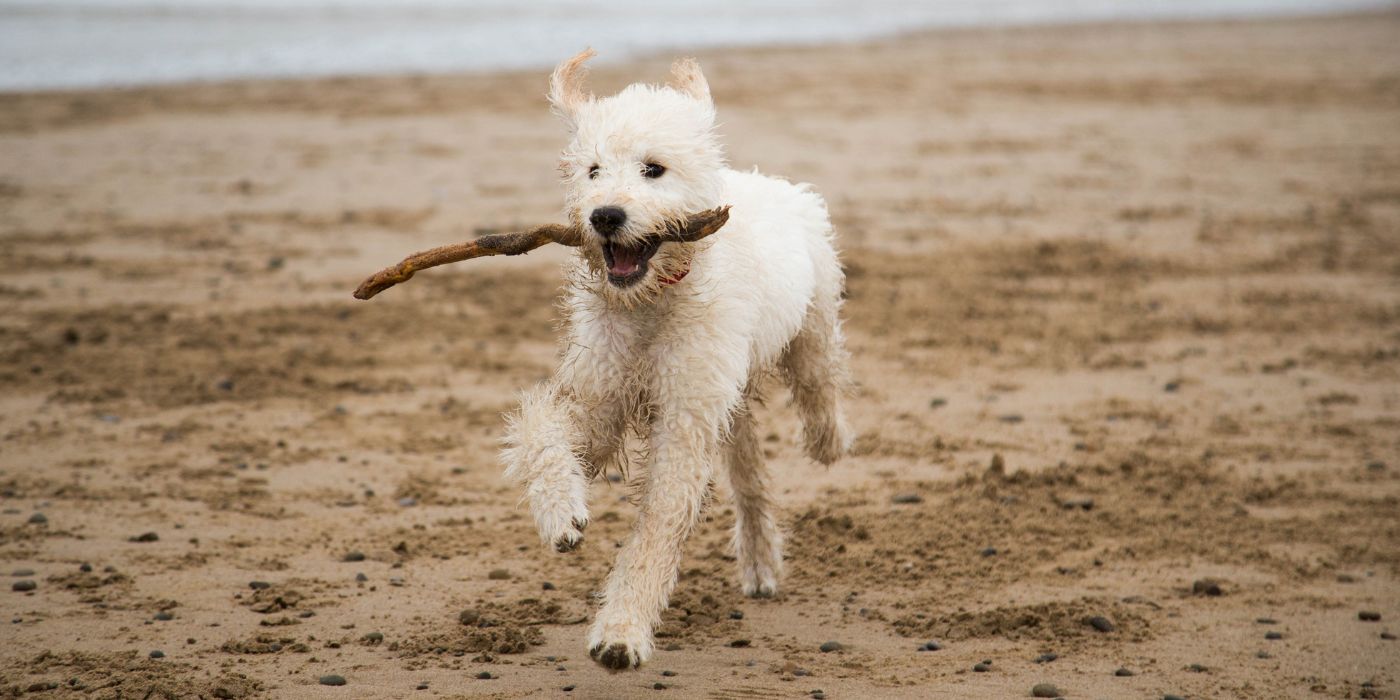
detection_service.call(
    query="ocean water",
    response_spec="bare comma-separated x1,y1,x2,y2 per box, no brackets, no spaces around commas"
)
0,0,1394,91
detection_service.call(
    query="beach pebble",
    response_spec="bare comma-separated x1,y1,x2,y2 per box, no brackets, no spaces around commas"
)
891,492,923,504
12,580,36,592
1115,667,1134,676
973,662,992,672
730,639,751,648
458,609,480,626
811,692,825,700
929,397,948,409
476,671,493,680
416,683,428,690
1366,460,1386,471
920,641,943,652
27,513,47,525
819,641,843,653
249,581,271,590
397,497,417,508
653,682,667,690
1034,653,1057,663
729,610,743,620
342,551,366,562
131,532,159,542
661,670,677,677
1061,497,1093,511
355,573,368,582
1256,651,1271,659
542,581,556,591
1358,611,1381,622
1256,618,1277,625
998,414,1024,424
980,547,998,557
79,563,92,573
1381,632,1396,640
487,569,511,580
319,675,347,686
1265,631,1283,640
1031,683,1061,697
1164,696,1186,700
1086,616,1115,633
153,611,174,621
389,577,405,587
562,685,575,692
1192,579,1223,596
149,650,165,659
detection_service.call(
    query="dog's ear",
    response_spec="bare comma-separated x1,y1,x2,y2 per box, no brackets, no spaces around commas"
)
549,48,596,127
667,57,711,105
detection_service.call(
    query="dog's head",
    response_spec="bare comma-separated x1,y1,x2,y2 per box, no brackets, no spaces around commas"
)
548,49,725,296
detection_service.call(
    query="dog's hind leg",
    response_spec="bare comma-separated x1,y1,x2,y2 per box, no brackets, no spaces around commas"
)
781,294,851,465
726,396,783,597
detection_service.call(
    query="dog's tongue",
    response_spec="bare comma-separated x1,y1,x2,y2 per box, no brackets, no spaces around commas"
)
608,245,642,276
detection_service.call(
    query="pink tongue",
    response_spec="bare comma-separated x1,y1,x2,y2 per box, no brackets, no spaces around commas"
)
609,247,641,276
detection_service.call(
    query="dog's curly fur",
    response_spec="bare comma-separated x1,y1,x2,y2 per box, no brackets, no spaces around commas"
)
501,49,851,671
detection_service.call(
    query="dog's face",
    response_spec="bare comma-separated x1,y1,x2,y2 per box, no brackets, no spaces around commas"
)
549,50,725,295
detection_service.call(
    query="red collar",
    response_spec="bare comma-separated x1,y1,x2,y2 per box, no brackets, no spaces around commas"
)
659,263,690,286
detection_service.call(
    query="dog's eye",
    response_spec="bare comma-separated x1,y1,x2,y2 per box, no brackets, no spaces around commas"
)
588,165,600,180
642,162,666,179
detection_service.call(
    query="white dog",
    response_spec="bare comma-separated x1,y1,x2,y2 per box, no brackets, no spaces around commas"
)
501,49,851,671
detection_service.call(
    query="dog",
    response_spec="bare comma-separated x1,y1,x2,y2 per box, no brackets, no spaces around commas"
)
501,48,851,671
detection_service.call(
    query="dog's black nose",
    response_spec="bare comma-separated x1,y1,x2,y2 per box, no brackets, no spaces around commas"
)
589,206,627,236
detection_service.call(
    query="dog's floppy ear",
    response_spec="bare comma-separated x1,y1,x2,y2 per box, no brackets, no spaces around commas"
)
549,48,596,127
667,57,711,104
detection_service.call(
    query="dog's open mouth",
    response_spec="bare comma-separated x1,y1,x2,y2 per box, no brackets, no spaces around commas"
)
602,240,660,286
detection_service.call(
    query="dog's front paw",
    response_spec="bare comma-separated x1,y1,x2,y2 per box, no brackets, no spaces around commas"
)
587,616,652,671
527,473,590,553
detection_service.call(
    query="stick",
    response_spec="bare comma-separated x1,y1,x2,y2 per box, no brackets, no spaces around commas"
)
352,206,730,300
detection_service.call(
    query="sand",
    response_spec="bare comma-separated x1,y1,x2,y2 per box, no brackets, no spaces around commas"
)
2,10,1399,699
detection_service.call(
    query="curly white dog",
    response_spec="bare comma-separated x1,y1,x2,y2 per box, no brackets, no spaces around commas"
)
502,48,852,671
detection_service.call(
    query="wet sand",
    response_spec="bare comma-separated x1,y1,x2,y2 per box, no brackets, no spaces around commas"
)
1,11,1398,699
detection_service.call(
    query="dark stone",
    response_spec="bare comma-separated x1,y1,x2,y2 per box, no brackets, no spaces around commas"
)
131,532,159,542
1034,653,1057,663
1031,683,1061,698
1086,616,1115,633
819,641,842,653
319,675,347,686
891,493,923,504
27,513,47,525
1115,667,1134,676
542,582,556,591
249,581,271,590
1358,611,1381,622
476,672,493,680
920,641,943,652
149,650,165,659
153,611,174,621
1265,631,1283,640
981,547,998,557
728,610,743,620
973,662,991,672
79,563,92,573
487,569,511,580
653,682,667,690
661,670,677,677
1192,579,1223,596
12,580,36,592
355,573,368,582
562,686,575,692
730,639,751,648
342,551,366,562
1256,618,1277,625
929,398,948,409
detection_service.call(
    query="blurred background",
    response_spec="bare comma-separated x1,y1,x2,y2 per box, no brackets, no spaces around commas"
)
1,0,1394,91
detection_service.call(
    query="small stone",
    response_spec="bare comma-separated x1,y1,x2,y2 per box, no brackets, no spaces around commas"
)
388,577,405,587
1188,663,1208,672
819,641,842,653
920,641,943,652
248,581,271,590
458,609,480,626
1115,667,1134,676
1164,696,1186,700
728,610,743,620
998,414,1024,424
1265,631,1283,640
397,497,417,508
362,632,384,645
487,569,511,580
730,639,751,648
562,686,575,692
811,692,826,700
973,662,991,672
342,551,366,562
131,532,159,543
929,398,948,409
1380,632,1396,640
542,582,556,591
12,580,36,592
149,650,165,659
1366,460,1386,472
1164,381,1180,392
1031,683,1061,698
891,493,923,504
1192,579,1223,596
355,573,368,582
1034,653,1057,663
153,611,174,621
1086,616,1115,633
1256,617,1277,625
416,684,428,690
980,547,998,557
653,682,667,690
1256,651,1271,659
475,671,492,680
27,513,47,525
79,563,92,573
1061,497,1094,511
662,670,677,677
1358,611,1381,622
319,675,347,686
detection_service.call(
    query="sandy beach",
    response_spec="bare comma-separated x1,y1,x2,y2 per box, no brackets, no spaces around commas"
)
1,10,1399,699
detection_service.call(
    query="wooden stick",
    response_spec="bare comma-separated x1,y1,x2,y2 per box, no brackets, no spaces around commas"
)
353,206,730,300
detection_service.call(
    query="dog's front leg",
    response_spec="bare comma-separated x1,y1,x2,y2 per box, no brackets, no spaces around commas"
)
588,338,745,670
502,384,594,552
